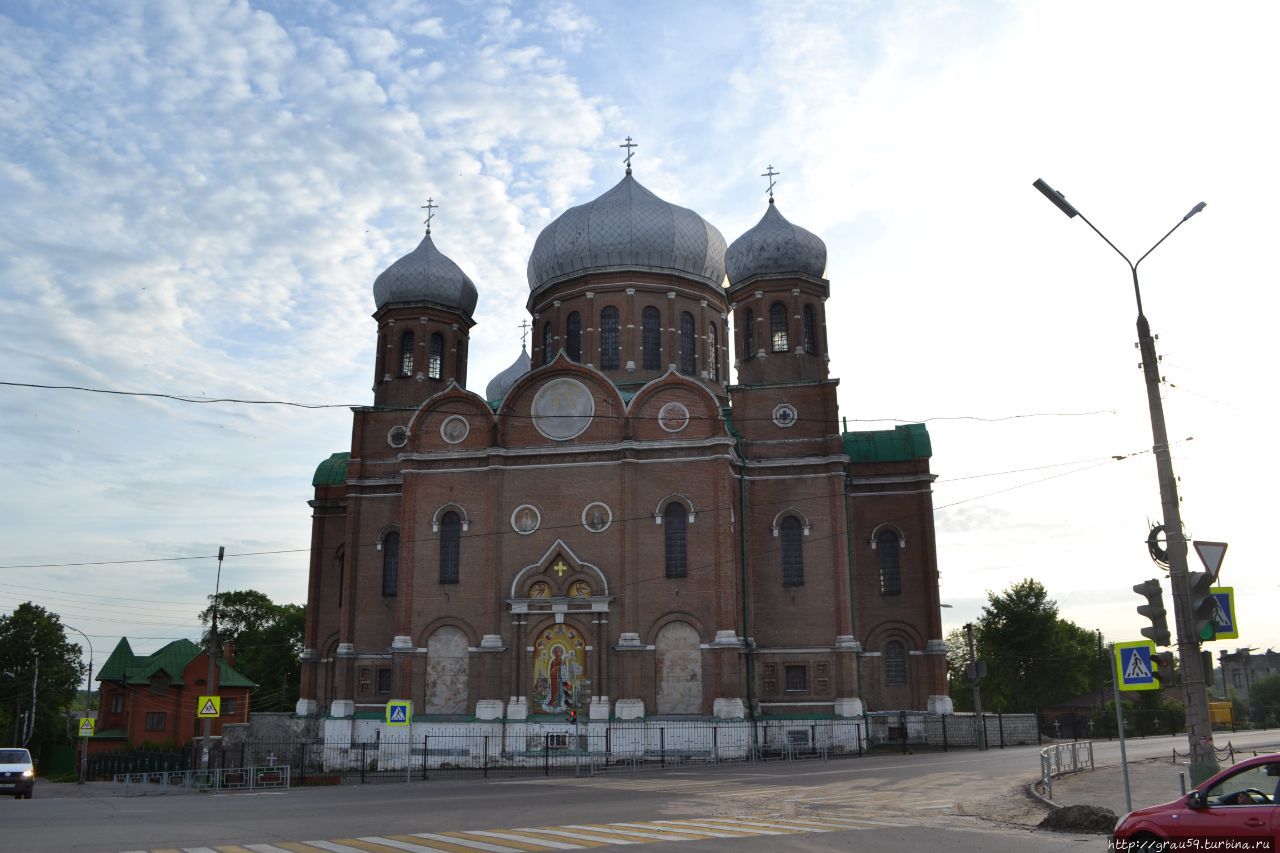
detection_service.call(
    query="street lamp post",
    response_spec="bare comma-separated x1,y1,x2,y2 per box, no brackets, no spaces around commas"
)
1033,178,1217,782
63,625,94,785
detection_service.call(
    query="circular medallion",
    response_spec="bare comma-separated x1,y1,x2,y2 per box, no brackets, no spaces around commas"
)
658,402,691,433
531,378,595,441
772,403,798,428
511,504,541,535
569,580,592,598
440,415,470,444
387,425,409,448
582,502,612,533
529,581,552,599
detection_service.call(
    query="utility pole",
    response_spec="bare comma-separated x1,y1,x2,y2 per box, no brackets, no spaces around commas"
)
965,623,987,750
24,653,39,746
202,546,225,768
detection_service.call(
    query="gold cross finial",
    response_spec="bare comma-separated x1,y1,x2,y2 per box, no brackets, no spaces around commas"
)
518,319,531,348
620,136,637,174
552,560,569,577
421,198,437,234
761,165,779,203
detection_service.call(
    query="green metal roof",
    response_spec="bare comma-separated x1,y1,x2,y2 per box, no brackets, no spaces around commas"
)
95,637,255,688
843,423,932,462
312,452,350,487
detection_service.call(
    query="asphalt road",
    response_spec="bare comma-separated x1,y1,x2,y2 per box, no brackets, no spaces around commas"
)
4,730,1277,853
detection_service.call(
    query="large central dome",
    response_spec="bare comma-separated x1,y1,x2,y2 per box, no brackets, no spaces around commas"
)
527,173,727,295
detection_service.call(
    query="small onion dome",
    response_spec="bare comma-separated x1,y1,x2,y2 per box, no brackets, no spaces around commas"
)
725,202,827,286
527,173,727,294
485,345,531,402
373,233,479,315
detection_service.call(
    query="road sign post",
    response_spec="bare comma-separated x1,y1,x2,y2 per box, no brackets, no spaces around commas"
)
1110,644,1133,813
1115,641,1160,692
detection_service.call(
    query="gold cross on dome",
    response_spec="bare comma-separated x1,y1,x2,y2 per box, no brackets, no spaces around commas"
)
552,560,569,577
761,165,779,202
620,136,637,172
421,198,437,234
518,319,530,348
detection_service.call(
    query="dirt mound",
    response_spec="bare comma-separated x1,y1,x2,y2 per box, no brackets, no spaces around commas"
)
1037,804,1119,834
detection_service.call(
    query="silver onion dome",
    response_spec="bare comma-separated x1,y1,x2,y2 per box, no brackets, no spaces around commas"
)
373,234,479,315
725,202,827,286
485,346,531,402
527,174,727,295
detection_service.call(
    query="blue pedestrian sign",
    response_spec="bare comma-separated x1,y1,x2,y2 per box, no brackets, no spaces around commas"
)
385,700,412,726
1115,640,1159,692
1209,587,1238,640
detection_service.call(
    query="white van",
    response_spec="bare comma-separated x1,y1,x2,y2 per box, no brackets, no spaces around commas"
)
0,748,35,799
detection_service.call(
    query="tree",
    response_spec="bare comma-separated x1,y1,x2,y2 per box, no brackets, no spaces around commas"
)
199,590,304,712
0,602,85,757
1248,675,1280,727
972,579,1102,713
944,627,974,711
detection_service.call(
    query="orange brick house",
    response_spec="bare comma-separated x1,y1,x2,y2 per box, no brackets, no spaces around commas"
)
87,638,255,753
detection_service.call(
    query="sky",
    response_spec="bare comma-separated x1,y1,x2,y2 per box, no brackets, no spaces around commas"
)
2,0,1278,689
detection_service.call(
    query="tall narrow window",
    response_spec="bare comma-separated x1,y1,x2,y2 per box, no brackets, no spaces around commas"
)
399,331,415,376
781,516,804,586
679,312,696,375
803,304,818,354
381,530,400,598
335,546,345,609
664,502,688,578
377,333,386,380
600,307,620,369
770,302,789,352
439,511,461,584
542,322,553,365
566,312,582,362
878,529,901,595
744,309,755,359
884,640,907,686
429,332,443,379
707,322,719,381
642,306,662,369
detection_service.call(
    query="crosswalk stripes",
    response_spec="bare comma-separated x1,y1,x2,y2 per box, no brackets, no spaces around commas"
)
120,813,875,853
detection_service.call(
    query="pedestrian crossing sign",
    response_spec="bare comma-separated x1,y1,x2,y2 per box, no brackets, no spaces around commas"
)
1209,587,1238,639
197,695,221,718
78,717,95,737
1115,640,1159,691
386,700,411,726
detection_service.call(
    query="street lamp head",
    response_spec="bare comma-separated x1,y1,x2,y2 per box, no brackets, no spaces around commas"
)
1033,178,1080,218
1183,201,1207,222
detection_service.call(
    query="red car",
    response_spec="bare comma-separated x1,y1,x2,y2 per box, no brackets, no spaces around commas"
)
1113,752,1279,849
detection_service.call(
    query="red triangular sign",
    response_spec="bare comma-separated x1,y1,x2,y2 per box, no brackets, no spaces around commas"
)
1193,540,1228,582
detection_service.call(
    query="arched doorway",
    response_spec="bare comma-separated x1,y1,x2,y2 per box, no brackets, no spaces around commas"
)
655,622,702,714
424,626,469,714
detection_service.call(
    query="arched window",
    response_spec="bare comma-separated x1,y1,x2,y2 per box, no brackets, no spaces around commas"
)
600,307,620,369
439,511,461,584
770,302,789,352
399,331,415,376
884,640,907,686
664,502,687,578
642,306,662,369
381,531,400,598
679,311,696,375
781,516,804,586
707,322,719,381
566,312,582,362
377,333,386,379
804,304,818,354
429,332,444,379
542,322,553,365
878,529,902,595
744,309,755,359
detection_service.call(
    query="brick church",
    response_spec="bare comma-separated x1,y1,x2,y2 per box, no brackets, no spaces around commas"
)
297,157,950,723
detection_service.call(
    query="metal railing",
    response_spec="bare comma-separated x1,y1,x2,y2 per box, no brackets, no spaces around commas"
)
1039,740,1094,800
111,765,291,796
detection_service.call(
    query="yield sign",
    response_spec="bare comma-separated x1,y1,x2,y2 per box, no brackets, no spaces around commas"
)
1193,541,1228,582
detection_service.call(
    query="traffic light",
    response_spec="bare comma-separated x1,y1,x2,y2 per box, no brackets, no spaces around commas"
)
1152,651,1175,687
1202,650,1215,688
1133,578,1171,647
1188,571,1217,642
567,708,577,724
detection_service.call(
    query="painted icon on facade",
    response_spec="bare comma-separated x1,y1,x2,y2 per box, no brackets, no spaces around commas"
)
532,624,585,713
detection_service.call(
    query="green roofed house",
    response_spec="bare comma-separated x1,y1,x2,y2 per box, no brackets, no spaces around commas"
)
88,637,255,754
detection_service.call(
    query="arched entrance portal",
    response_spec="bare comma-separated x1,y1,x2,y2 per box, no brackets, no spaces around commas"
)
656,621,702,714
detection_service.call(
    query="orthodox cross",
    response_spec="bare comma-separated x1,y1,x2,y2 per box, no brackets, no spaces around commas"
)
552,559,569,577
518,319,530,348
761,165,779,202
620,136,637,173
421,198,437,234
